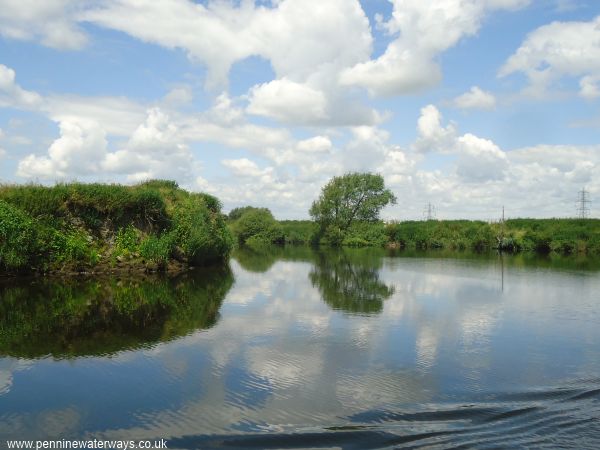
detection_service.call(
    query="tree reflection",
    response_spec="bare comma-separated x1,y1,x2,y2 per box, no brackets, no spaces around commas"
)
0,266,233,359
309,248,394,314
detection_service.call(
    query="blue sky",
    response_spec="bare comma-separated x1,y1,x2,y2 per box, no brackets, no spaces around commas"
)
0,0,599,219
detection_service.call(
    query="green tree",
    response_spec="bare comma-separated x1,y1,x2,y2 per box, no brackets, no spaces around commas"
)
232,208,284,245
228,206,271,221
310,173,396,245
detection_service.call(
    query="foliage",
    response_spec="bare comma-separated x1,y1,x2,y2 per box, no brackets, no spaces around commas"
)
140,233,175,268
0,181,233,274
172,195,233,265
231,208,284,246
342,221,388,247
114,225,140,257
228,206,271,221
385,218,600,255
0,200,42,270
279,220,317,245
310,173,396,246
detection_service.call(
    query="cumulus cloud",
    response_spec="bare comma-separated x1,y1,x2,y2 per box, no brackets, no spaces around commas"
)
499,15,600,97
17,118,108,179
452,86,497,110
296,136,332,154
579,76,600,100
456,134,508,182
247,78,328,123
0,64,43,109
0,0,88,49
18,108,197,183
221,158,272,179
411,105,508,183
340,0,530,97
82,0,379,126
413,105,457,154
102,108,197,182
83,0,371,88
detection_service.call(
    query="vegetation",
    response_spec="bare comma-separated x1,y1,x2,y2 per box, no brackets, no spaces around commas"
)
310,172,396,246
229,207,284,247
385,218,600,255
0,180,233,273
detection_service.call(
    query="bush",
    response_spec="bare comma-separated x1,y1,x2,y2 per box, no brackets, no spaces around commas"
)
50,231,99,268
231,209,284,246
140,233,175,269
342,221,387,247
0,200,41,270
172,197,233,265
0,181,233,273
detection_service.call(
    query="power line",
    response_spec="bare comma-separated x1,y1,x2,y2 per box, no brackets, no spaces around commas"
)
577,188,591,219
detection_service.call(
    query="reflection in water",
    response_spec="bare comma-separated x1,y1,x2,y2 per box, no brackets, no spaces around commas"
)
233,245,316,273
0,266,233,358
2,249,600,448
309,248,395,314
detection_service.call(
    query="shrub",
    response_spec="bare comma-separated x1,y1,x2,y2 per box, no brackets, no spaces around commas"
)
0,200,40,270
172,197,233,265
231,209,284,246
114,225,139,257
0,181,233,273
140,233,175,269
342,221,387,247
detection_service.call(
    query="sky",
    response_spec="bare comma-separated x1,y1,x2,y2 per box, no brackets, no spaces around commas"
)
0,0,599,220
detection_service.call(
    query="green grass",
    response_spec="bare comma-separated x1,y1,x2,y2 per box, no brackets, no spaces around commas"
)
385,218,600,255
0,180,233,273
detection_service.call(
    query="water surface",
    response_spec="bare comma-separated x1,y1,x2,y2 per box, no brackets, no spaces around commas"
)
1,248,600,449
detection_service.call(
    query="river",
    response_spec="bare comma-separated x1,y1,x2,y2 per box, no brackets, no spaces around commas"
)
1,248,599,449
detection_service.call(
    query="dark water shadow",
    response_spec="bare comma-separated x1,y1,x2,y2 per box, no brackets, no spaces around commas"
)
0,266,234,359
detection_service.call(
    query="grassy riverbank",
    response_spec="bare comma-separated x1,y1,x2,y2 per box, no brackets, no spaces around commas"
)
232,214,600,256
0,180,233,274
385,219,600,254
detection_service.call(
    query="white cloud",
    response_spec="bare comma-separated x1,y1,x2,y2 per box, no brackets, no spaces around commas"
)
0,64,43,109
84,0,372,89
45,94,147,137
103,108,196,182
83,0,379,126
499,15,600,97
163,85,194,106
340,0,530,97
0,0,88,50
413,105,457,154
247,78,328,123
411,105,508,183
456,133,508,182
221,158,272,178
579,76,600,100
452,86,497,110
296,136,332,154
18,108,198,183
17,118,108,179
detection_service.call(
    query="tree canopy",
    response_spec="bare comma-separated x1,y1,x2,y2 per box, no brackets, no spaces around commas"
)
310,173,396,245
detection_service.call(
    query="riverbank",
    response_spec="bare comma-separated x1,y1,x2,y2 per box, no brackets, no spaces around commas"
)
245,218,600,256
0,180,233,275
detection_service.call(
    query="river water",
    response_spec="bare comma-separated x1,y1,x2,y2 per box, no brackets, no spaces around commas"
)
1,248,600,449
